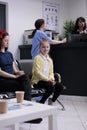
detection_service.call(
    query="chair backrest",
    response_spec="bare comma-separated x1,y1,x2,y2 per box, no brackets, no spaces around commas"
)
0,59,43,100
18,59,45,98
18,59,34,77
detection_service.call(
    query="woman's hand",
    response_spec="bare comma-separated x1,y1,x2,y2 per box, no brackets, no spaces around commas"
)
80,30,86,34
15,70,25,77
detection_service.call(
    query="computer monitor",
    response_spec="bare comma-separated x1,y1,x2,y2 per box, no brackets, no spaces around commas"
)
67,34,87,43
81,34,87,42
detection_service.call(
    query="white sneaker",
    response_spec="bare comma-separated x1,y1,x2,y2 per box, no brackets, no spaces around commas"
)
48,98,53,105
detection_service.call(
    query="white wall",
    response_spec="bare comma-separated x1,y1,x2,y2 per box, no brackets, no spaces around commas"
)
1,0,43,59
60,0,87,34
0,0,60,59
63,0,87,20
0,0,87,59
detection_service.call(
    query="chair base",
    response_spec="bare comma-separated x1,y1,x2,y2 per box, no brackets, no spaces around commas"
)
57,99,65,111
0,92,16,99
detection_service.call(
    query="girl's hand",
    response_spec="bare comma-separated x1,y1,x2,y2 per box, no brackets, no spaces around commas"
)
62,37,67,43
49,79,56,85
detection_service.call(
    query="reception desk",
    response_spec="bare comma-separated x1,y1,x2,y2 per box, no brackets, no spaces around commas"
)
19,45,32,59
19,43,87,96
50,43,87,96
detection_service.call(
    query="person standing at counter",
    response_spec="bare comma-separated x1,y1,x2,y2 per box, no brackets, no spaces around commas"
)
31,18,66,59
72,17,87,34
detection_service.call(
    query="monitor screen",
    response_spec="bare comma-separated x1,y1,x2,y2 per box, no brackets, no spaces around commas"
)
67,34,87,43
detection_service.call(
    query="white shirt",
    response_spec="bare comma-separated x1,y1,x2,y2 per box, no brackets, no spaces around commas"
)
40,54,50,77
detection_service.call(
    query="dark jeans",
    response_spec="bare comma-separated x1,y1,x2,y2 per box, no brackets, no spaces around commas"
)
0,74,31,100
33,81,63,103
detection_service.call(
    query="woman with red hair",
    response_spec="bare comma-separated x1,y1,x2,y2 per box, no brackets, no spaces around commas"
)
0,30,31,101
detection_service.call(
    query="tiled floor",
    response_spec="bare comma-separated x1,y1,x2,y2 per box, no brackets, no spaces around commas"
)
20,95,87,130
3,95,87,130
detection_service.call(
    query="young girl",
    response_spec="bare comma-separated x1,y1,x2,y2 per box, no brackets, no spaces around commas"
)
0,30,31,100
31,18,66,59
31,38,63,104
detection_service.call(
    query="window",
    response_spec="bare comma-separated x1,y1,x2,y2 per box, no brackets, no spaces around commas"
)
0,2,7,30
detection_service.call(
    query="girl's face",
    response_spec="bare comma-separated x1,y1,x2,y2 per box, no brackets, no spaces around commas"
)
2,35,9,48
41,22,47,31
40,41,50,56
78,20,85,28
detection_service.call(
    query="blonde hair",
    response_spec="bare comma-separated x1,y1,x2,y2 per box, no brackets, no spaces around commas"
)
39,38,50,47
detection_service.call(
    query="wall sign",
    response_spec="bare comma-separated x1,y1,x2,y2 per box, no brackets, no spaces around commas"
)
42,1,60,33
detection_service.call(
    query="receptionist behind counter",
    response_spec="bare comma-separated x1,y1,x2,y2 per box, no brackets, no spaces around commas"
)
68,17,87,43
72,17,87,34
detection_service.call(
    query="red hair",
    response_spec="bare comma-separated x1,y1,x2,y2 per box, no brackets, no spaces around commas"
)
0,30,8,39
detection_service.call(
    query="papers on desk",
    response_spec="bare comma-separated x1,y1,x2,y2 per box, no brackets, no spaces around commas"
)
8,102,32,111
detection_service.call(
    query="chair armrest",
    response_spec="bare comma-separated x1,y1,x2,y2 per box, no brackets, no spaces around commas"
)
54,73,61,83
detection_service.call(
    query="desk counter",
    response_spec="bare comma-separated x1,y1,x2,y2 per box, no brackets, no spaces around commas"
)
18,43,87,96
50,42,87,96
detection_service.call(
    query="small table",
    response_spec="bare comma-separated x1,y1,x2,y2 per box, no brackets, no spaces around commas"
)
0,99,58,130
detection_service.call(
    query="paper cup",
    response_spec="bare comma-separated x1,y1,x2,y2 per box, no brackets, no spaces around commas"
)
0,100,8,114
15,91,24,103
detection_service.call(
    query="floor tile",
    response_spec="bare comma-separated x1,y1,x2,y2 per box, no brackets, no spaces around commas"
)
20,95,87,130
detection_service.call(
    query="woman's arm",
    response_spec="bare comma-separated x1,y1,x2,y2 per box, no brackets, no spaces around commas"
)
42,31,67,45
0,62,24,79
51,37,67,44
0,67,17,78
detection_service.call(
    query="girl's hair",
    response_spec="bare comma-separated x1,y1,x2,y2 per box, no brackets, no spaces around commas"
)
74,17,86,31
40,38,50,47
31,19,45,38
0,30,9,50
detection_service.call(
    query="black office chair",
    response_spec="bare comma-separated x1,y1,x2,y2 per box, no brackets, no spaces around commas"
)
31,72,66,110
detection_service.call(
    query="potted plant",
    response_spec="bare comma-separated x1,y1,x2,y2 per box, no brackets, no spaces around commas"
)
63,20,75,37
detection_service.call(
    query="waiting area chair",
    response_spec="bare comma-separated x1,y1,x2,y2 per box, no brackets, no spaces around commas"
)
0,59,66,111
18,59,66,110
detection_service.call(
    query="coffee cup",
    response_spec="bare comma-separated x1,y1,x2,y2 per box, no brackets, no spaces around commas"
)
0,100,8,114
15,91,24,103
